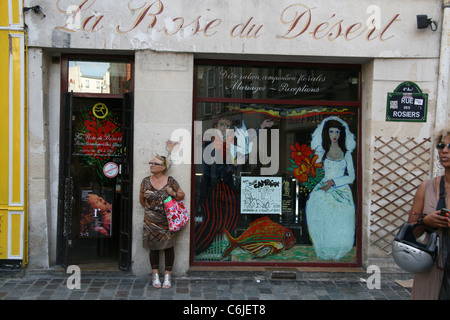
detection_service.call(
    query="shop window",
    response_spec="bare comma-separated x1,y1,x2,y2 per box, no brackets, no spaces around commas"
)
67,60,132,94
193,61,361,266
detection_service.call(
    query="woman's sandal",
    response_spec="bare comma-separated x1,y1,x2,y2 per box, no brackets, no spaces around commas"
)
162,273,171,289
152,273,161,288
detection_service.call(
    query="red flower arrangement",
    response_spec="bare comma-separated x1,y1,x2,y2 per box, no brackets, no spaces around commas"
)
77,111,122,160
287,143,324,192
290,142,312,166
73,105,123,180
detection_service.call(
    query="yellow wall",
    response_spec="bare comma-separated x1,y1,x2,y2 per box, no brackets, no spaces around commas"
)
0,0,27,265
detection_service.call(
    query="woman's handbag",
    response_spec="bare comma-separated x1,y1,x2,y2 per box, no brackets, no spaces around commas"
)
163,196,189,232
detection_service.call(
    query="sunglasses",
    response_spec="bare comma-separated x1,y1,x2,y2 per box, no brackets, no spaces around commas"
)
437,143,450,150
149,162,163,166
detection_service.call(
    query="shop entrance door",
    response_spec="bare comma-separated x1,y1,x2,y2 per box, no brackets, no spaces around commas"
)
57,93,133,270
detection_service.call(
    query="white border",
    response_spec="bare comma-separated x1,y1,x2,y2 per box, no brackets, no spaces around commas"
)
7,211,24,259
8,0,23,29
8,33,25,207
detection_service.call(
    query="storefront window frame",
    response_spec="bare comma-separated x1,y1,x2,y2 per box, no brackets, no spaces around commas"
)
191,59,363,268
61,54,135,98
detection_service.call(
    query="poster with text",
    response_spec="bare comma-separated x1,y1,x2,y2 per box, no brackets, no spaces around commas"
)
241,177,282,214
79,188,113,238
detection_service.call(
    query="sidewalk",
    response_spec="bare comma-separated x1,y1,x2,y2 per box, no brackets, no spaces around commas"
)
0,268,412,301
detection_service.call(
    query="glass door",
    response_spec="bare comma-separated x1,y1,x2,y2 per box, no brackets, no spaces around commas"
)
57,56,134,269
68,97,124,265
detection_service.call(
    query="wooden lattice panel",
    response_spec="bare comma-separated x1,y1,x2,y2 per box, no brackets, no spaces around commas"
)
371,136,432,252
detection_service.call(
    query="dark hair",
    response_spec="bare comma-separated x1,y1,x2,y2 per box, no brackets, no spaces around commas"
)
322,120,347,158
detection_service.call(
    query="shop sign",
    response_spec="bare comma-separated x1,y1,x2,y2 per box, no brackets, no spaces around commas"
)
103,162,119,178
72,102,123,182
386,81,428,122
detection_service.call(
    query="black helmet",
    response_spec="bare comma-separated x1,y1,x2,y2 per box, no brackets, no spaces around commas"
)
392,223,439,274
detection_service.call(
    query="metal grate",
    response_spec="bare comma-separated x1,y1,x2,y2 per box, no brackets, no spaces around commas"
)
370,136,432,252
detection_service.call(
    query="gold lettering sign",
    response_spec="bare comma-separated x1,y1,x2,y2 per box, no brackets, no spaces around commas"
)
53,1,400,43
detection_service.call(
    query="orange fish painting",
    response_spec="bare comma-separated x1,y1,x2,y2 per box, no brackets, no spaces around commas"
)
222,217,296,259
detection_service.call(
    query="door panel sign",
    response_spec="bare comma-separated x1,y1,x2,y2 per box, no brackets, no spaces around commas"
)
79,188,113,238
103,162,119,178
72,101,123,182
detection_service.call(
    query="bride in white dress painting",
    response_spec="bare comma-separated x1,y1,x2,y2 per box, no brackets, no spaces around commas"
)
305,116,356,260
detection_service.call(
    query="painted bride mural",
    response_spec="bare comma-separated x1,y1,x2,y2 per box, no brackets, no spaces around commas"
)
305,116,356,260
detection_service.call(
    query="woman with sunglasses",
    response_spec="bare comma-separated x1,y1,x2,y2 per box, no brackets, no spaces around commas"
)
139,155,185,289
408,126,450,299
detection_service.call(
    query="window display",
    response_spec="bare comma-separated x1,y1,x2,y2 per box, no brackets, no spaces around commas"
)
193,61,361,266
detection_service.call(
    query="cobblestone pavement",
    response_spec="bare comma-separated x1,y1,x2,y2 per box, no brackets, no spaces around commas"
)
0,269,412,301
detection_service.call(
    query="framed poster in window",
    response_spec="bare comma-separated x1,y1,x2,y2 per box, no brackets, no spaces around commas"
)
241,177,282,214
79,188,113,238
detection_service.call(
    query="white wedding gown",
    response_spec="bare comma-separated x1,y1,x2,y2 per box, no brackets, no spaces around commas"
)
305,151,355,260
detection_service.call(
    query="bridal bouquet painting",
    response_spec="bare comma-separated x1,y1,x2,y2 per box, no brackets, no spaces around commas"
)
287,142,324,193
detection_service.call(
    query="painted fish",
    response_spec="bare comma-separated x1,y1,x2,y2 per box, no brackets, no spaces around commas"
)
222,217,296,259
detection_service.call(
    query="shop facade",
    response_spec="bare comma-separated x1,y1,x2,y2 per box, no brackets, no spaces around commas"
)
23,0,449,275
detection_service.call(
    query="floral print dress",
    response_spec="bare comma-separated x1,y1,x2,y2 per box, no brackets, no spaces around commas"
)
140,176,180,250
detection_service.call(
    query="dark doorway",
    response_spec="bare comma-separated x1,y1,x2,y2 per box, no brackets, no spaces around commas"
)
57,56,134,270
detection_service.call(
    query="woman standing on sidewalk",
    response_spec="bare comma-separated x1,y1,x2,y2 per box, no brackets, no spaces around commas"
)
408,126,450,300
139,155,185,289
